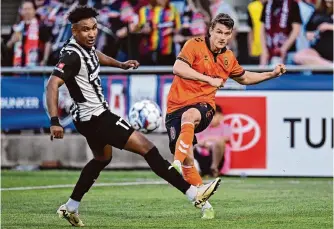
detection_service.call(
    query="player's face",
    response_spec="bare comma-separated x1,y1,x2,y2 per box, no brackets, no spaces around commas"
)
72,18,98,49
209,23,232,50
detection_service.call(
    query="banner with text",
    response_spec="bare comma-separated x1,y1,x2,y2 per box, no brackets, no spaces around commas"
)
215,91,333,177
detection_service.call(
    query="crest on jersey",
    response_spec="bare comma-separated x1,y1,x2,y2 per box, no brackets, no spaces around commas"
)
204,55,209,61
206,109,214,119
224,56,229,67
43,80,73,127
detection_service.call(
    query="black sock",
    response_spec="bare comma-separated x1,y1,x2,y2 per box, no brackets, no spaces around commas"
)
144,147,191,194
70,158,111,201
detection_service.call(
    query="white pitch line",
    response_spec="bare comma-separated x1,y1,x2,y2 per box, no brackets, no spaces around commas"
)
1,179,332,191
1,181,167,191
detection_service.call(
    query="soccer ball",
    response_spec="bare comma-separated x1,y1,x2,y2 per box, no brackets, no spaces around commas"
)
128,100,162,133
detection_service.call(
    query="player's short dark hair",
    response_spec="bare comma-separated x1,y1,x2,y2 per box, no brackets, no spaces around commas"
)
68,6,99,24
216,104,223,114
210,13,234,30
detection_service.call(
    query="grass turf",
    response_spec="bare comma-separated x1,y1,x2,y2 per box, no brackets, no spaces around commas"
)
1,170,332,229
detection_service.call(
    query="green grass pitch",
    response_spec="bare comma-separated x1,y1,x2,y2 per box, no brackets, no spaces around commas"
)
1,170,332,229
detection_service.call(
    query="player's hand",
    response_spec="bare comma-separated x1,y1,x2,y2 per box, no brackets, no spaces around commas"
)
272,64,287,77
208,78,224,88
50,125,64,141
121,60,140,70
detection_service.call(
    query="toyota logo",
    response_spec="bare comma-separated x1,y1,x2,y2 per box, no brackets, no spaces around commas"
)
223,114,261,152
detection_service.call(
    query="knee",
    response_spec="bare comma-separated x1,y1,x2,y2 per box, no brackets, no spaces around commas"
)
94,156,112,168
95,144,113,162
183,154,194,166
181,108,201,125
95,155,112,164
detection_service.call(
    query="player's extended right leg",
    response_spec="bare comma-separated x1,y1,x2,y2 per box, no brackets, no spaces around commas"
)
123,131,221,207
166,106,217,218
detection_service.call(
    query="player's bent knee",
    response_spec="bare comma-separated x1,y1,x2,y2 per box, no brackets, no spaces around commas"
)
183,154,194,166
181,108,201,124
94,155,112,166
94,144,113,162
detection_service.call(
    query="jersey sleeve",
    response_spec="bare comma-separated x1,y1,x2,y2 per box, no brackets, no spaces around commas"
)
229,54,245,78
51,51,81,81
177,39,197,66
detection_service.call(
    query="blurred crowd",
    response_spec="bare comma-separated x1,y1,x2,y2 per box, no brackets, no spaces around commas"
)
1,0,333,67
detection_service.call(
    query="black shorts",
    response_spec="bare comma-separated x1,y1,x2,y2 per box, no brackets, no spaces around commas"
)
165,103,215,154
74,110,134,153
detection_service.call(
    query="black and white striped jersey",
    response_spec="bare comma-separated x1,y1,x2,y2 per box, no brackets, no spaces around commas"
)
51,37,108,122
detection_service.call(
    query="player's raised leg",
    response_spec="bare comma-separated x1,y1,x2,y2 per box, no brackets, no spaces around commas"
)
182,146,215,219
123,130,221,207
173,108,203,186
168,107,215,218
173,108,201,167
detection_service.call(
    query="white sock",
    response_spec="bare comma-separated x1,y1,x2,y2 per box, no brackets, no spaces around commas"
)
202,201,212,210
185,185,197,201
66,198,80,213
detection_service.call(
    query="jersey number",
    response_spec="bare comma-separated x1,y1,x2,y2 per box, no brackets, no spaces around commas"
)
116,117,131,130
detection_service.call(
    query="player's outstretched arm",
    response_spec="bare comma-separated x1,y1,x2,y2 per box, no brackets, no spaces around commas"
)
173,60,223,87
232,64,287,85
96,50,139,70
46,75,65,140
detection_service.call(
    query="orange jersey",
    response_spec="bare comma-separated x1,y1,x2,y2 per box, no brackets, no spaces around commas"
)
167,36,245,113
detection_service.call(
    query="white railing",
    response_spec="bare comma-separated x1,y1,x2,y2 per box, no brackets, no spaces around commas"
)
1,65,333,74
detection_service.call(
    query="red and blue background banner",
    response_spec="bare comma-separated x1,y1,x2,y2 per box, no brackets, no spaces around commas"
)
1,74,332,130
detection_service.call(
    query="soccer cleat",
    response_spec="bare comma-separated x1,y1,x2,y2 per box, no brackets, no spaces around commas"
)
202,207,215,219
57,204,84,227
194,178,221,208
169,160,182,175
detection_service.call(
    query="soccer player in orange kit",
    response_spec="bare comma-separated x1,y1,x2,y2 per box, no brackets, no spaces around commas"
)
165,13,286,219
